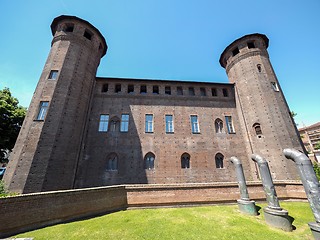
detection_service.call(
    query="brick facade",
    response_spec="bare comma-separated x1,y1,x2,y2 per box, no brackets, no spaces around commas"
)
4,16,304,193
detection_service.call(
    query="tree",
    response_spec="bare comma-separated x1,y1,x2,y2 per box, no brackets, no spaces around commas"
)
290,111,297,118
290,111,298,126
0,88,26,163
315,142,320,150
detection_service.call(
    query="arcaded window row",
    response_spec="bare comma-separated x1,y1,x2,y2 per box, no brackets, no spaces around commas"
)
105,152,225,171
98,114,236,134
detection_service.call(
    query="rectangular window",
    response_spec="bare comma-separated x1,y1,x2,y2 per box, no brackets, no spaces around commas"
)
225,116,235,134
200,87,206,96
65,24,74,32
120,114,129,132
115,84,121,93
211,88,217,96
140,85,147,94
190,115,200,133
98,114,109,132
128,85,134,93
102,84,108,92
223,88,228,97
84,30,93,40
153,86,159,94
36,101,49,120
165,115,174,133
189,87,195,96
247,42,255,49
232,47,239,56
48,70,58,80
177,86,183,95
271,82,279,92
145,114,154,133
165,86,171,95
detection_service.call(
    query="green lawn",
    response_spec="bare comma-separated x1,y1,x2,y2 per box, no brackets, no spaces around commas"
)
16,201,314,240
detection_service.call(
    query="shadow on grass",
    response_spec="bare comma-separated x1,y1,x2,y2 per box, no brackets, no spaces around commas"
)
255,205,262,215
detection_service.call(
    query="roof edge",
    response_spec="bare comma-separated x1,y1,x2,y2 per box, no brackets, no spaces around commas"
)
50,15,107,57
219,33,269,68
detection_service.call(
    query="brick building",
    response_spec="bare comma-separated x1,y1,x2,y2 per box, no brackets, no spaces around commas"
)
299,122,320,162
4,15,304,193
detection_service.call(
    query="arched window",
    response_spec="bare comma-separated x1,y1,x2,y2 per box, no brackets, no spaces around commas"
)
253,123,263,136
181,153,190,169
257,64,262,72
215,118,224,133
215,153,224,169
144,152,155,170
109,117,120,132
106,153,118,171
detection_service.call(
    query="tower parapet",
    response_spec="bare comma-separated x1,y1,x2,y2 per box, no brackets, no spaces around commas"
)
4,15,107,193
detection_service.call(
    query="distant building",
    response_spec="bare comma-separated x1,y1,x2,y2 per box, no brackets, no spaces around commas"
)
4,15,304,194
299,122,320,162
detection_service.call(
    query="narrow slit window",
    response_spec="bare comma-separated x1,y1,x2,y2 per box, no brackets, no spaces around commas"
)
165,86,171,95
253,123,263,136
257,64,262,72
211,88,217,96
115,84,121,93
271,82,279,92
84,30,93,40
153,86,159,94
223,88,228,97
48,70,58,80
65,24,74,32
232,47,239,56
247,42,255,49
200,87,206,96
128,85,134,93
36,101,49,120
102,84,108,92
189,87,195,96
140,85,147,94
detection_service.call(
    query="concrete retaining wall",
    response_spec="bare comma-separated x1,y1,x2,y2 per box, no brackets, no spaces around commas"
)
0,181,306,238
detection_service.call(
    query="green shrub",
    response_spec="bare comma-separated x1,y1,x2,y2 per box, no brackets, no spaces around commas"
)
0,180,8,197
313,163,320,181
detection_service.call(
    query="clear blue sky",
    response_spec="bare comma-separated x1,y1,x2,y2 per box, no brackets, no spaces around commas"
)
0,0,319,127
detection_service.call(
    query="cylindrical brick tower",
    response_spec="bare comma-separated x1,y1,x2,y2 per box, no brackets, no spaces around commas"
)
219,33,303,180
4,15,107,193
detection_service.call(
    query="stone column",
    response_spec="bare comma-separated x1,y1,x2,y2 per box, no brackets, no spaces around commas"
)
252,154,293,231
230,156,258,215
284,148,320,239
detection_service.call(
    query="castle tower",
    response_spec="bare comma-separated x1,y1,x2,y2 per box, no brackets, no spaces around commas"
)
219,34,303,180
4,15,107,193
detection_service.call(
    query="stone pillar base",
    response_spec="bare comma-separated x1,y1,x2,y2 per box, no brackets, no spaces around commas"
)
237,199,258,216
308,222,320,240
263,207,293,231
